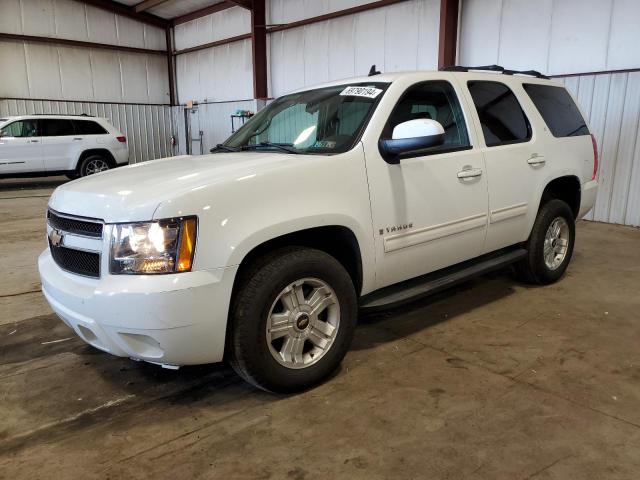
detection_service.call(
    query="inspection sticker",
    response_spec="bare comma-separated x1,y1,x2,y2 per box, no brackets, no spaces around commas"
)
339,86,383,99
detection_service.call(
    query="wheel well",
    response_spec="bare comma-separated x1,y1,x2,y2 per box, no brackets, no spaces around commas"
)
235,226,363,296
77,149,116,170
540,176,581,218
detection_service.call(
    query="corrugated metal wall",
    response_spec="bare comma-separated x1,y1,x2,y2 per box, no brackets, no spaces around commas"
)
0,0,169,104
171,100,259,156
268,0,440,97
559,73,640,227
0,99,176,163
458,0,640,76
459,0,640,227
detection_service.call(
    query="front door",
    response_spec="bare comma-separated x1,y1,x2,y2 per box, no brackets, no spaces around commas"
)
363,80,489,289
0,119,43,174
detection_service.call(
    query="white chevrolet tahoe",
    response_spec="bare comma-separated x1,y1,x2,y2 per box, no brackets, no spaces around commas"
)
0,115,128,178
39,67,598,392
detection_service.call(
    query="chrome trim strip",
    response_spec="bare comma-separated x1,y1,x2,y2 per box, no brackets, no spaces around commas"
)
384,213,487,253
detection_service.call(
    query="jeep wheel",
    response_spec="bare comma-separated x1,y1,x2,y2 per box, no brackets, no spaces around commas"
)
228,248,357,393
80,155,110,177
515,199,576,284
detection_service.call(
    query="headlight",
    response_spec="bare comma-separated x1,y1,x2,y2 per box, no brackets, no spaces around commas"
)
110,217,197,274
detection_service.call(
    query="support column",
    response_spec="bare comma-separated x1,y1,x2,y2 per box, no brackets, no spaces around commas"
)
166,27,177,105
251,0,268,100
438,0,459,69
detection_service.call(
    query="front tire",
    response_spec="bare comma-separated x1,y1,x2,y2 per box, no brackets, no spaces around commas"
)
515,199,576,284
79,155,111,177
228,248,358,393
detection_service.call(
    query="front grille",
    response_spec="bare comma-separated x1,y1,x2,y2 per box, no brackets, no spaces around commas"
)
47,210,103,238
49,242,101,278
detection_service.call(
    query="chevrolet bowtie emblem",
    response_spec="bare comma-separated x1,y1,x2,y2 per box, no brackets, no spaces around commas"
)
49,229,64,247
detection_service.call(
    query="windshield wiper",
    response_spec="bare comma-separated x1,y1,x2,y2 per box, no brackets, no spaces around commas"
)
210,144,240,153
242,142,301,154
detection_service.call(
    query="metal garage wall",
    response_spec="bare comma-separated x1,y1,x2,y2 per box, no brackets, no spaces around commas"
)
0,99,176,164
459,0,640,227
559,73,640,227
268,0,441,97
0,0,169,104
458,0,640,76
174,6,252,104
174,6,250,51
175,39,254,104
170,100,259,156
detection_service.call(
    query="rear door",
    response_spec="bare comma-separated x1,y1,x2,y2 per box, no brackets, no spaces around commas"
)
0,119,43,173
40,119,78,171
461,80,545,254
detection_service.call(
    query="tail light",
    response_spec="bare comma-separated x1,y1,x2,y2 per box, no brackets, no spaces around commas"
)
590,134,598,180
117,136,127,143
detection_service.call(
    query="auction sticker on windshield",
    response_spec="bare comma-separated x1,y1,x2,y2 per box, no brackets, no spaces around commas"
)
340,86,383,98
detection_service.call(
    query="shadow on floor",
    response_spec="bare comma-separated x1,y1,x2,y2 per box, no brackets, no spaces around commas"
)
0,176,68,192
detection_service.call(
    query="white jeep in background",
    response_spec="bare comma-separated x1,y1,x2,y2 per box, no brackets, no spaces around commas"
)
38,66,598,393
0,115,128,178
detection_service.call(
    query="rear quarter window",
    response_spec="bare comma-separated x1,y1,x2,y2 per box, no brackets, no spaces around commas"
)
523,84,589,137
73,120,108,135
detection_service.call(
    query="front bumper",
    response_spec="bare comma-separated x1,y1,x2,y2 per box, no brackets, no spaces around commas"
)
39,249,237,366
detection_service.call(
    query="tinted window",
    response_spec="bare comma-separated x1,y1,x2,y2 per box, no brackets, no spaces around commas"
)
467,81,531,147
523,84,589,137
383,80,470,151
73,120,108,135
0,120,38,137
40,119,75,137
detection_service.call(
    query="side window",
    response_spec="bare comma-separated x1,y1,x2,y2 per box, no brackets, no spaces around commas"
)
523,84,589,137
0,120,38,138
40,119,75,137
467,81,531,147
383,80,470,151
73,120,108,135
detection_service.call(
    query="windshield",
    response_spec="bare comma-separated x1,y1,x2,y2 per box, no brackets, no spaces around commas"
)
223,82,389,154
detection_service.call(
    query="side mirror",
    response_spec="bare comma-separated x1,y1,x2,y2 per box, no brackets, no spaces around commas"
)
378,119,445,164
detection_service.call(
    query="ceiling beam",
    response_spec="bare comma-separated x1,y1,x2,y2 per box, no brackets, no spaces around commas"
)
267,0,410,33
0,32,166,55
172,1,239,26
81,0,169,28
134,0,172,13
228,0,253,9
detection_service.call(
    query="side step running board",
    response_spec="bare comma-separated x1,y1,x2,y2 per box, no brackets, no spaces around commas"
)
359,248,527,311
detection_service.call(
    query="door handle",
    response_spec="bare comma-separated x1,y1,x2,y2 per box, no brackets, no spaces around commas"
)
457,167,483,179
527,155,546,166
29,139,39,143
73,138,83,141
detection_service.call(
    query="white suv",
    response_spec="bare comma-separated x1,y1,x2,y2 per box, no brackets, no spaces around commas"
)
0,115,128,178
39,67,598,393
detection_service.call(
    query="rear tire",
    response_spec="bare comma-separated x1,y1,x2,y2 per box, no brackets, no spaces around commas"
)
515,199,575,284
79,155,111,177
228,247,358,393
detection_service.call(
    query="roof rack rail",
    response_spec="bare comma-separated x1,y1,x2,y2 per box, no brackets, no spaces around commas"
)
440,64,549,79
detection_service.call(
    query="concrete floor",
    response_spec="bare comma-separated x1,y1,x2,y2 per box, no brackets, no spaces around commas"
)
1,176,640,480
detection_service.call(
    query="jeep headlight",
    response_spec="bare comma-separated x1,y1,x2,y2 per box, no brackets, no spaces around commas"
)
110,217,197,274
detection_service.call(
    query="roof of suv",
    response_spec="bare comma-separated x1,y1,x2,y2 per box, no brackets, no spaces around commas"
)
292,69,561,94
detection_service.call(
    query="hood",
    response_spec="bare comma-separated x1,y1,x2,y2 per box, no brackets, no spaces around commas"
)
48,153,296,222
